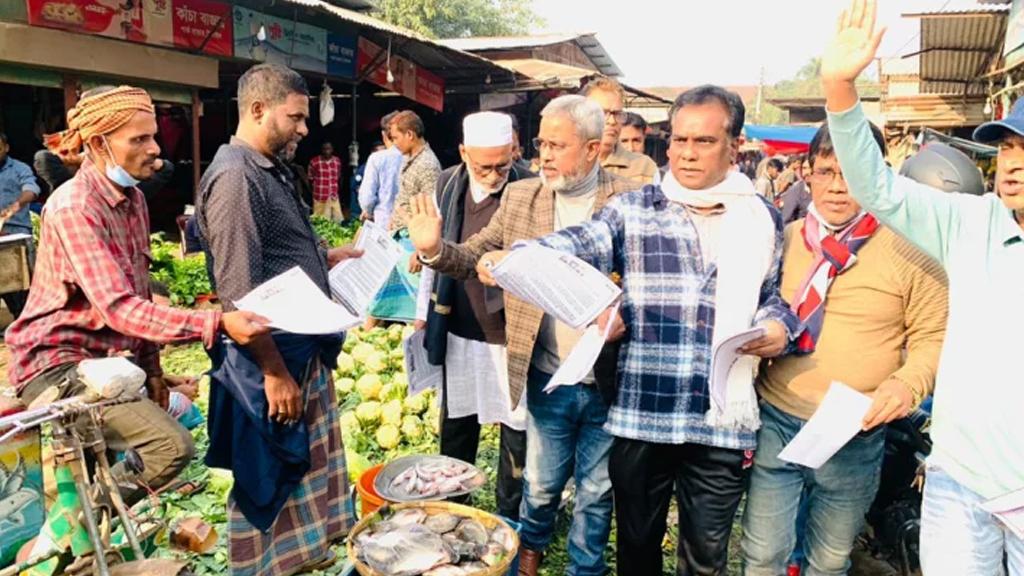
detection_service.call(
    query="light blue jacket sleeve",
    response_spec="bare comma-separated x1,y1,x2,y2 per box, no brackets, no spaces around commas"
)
359,152,381,214
828,101,977,265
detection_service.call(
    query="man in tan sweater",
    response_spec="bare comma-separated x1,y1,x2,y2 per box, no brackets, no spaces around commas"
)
741,122,948,576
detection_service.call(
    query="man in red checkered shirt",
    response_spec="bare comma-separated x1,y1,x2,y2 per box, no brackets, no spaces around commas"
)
5,85,268,499
308,140,343,221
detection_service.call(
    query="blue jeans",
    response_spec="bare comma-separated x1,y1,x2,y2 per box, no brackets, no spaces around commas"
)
519,367,614,576
921,464,1024,575
742,402,884,576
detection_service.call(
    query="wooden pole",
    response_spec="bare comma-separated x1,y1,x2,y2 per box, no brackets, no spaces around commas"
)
191,88,201,193
62,74,78,115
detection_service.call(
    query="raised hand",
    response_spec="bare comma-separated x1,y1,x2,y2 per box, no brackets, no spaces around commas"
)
822,0,886,85
407,193,443,259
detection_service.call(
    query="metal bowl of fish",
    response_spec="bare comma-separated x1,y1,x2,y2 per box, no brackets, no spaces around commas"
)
375,455,487,503
348,501,520,576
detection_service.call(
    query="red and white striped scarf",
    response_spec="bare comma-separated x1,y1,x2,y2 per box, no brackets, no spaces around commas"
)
791,206,879,353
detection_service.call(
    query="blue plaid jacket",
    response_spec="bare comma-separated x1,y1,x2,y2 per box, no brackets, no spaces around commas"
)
530,184,800,449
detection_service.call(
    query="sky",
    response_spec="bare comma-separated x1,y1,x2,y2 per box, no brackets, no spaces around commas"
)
530,0,954,88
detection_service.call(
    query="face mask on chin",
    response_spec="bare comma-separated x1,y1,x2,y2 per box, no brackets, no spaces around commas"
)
102,137,141,188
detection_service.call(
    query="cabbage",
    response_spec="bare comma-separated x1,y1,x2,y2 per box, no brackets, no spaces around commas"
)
337,377,356,395
400,415,422,441
355,401,382,425
336,352,356,376
390,373,409,391
402,392,429,415
364,351,387,374
379,382,405,402
339,410,361,434
351,342,376,365
376,424,400,450
356,373,383,400
343,331,362,354
381,399,403,426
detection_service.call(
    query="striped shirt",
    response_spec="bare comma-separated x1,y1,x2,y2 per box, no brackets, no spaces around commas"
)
529,185,799,449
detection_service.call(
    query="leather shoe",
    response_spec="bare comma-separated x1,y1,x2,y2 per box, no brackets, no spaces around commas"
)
517,547,543,576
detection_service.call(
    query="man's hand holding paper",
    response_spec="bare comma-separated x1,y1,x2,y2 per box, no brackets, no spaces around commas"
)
489,244,621,329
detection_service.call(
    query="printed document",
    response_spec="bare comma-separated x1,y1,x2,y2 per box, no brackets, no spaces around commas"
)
404,329,443,396
328,220,405,314
778,382,873,469
544,304,620,393
491,245,621,329
235,267,360,335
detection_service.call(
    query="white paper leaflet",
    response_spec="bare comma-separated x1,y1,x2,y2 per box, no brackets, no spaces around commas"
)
778,382,873,469
403,328,443,396
709,327,765,410
235,266,360,335
491,244,621,330
544,304,620,393
328,220,405,315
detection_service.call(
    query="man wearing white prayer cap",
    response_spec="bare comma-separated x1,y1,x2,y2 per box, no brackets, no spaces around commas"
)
413,111,533,520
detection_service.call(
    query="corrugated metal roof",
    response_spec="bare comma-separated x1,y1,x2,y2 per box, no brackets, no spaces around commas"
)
904,8,1008,95
281,0,523,89
440,33,589,51
494,58,670,105
903,0,1010,16
438,33,623,77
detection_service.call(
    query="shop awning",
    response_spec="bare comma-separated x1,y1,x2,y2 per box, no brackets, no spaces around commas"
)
0,22,219,89
484,58,671,106
743,125,818,155
280,0,523,93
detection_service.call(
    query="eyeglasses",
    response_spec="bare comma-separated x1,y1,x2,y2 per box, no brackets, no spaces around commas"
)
808,168,844,183
532,138,572,154
466,155,513,177
603,109,626,123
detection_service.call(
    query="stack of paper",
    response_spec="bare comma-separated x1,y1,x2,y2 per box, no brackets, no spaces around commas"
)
491,244,621,329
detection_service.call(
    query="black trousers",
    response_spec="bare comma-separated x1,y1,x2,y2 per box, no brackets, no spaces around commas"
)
609,436,751,576
439,388,526,520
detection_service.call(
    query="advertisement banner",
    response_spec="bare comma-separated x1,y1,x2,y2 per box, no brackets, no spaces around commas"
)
356,37,445,111
170,0,232,56
26,0,146,42
233,6,327,73
327,31,358,78
25,0,231,56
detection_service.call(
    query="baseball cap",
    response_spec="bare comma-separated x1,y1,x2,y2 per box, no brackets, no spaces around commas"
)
974,98,1024,143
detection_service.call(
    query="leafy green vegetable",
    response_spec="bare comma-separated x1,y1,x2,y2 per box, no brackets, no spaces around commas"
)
149,235,213,307
310,216,361,248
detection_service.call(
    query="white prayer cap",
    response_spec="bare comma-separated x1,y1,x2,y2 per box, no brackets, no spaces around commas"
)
462,112,513,147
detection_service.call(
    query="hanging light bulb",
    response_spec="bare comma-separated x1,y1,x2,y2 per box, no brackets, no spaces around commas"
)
984,98,993,115
386,69,395,83
257,24,267,42
385,37,394,84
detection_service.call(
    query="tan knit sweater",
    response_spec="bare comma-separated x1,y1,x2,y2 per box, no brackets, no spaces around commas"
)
757,222,949,420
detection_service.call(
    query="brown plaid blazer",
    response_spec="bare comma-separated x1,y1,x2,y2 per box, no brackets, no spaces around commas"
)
428,168,635,407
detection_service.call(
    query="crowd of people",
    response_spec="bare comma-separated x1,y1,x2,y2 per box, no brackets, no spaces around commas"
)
1,0,1021,575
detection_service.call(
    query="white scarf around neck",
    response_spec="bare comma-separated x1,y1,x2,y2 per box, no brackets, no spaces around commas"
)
662,168,777,431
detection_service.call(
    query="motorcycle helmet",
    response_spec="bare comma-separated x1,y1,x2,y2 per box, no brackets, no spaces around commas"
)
898,142,985,195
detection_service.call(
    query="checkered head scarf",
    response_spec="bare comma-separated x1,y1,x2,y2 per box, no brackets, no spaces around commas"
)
45,86,155,162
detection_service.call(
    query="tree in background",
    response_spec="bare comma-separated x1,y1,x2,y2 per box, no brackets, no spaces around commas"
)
757,57,880,125
374,0,542,38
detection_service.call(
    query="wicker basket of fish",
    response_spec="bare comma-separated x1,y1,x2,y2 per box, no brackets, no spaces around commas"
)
375,455,487,502
347,501,519,576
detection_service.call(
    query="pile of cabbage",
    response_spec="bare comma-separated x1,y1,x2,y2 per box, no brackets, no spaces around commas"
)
336,325,440,482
